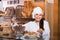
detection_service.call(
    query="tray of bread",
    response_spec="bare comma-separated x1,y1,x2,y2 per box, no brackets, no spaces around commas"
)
24,32,38,37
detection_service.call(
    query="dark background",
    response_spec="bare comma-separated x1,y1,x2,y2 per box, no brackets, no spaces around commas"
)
58,0,60,40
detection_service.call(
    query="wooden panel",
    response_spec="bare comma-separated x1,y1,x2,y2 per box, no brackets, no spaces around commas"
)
58,0,60,40
53,0,58,40
45,3,54,40
45,0,58,40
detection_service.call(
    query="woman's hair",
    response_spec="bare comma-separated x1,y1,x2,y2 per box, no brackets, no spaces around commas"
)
39,18,45,30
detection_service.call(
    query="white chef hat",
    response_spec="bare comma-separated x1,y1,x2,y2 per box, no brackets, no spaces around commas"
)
32,7,43,19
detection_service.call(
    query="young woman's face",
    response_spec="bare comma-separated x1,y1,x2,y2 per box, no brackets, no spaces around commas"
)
34,13,43,22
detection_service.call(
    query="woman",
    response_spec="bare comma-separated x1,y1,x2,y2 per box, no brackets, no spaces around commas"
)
22,7,50,40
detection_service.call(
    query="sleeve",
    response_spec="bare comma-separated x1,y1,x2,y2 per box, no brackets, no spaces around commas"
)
42,21,50,40
22,22,31,31
43,21,50,35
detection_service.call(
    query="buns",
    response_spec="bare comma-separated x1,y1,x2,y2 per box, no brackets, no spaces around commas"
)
25,32,38,36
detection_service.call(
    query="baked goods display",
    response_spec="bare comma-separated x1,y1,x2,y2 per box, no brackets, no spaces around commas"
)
4,7,14,17
0,11,5,16
0,19,13,35
22,1,33,18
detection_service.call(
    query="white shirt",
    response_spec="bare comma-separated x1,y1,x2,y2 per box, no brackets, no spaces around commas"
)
22,20,50,35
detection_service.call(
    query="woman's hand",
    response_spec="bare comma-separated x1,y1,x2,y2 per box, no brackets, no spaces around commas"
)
37,29,43,33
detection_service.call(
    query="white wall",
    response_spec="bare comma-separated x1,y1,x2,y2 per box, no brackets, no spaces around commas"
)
0,1,3,11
